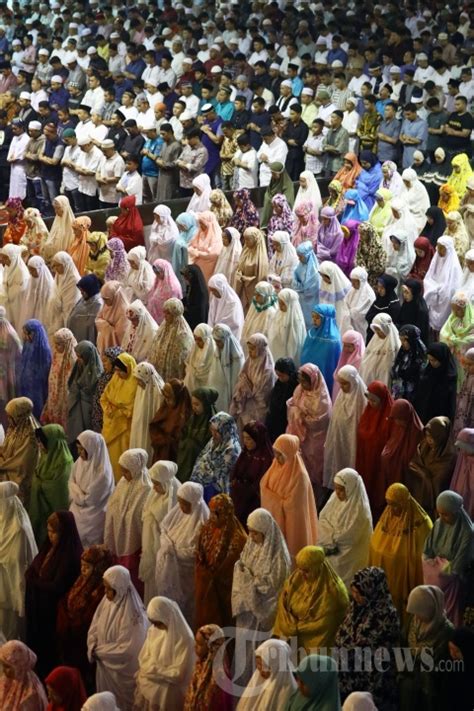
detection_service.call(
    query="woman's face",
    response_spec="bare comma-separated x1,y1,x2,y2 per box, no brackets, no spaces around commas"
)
242,431,257,451
366,392,380,409
101,354,114,373
72,224,83,238
350,278,360,290
386,498,403,516
256,654,271,679
22,327,33,343
278,298,288,312
103,579,116,600
214,338,224,351
53,261,64,275
311,312,322,328
402,285,413,302
375,195,385,207
0,254,10,267
195,630,208,661
193,186,202,195
194,335,205,349
448,641,464,662
425,431,436,449
128,258,139,270
54,200,63,216
273,202,282,215
209,286,221,298
390,237,401,251
343,341,355,354
178,496,192,514
154,214,162,225
55,340,65,355
127,310,140,327
467,259,474,273
248,527,265,544
436,244,447,257
1,661,15,680
400,334,411,351
376,282,386,297
271,239,282,253
210,424,221,444
79,288,89,301
222,232,231,247
47,518,60,547
436,507,456,525
87,240,99,255
427,354,441,368
391,208,401,220
297,252,307,264
47,686,62,705
374,326,386,340
343,158,353,170
28,265,39,278
80,560,94,579
120,465,133,482
153,480,166,495
338,378,351,393
154,266,164,280
191,396,204,415
351,585,366,606
414,247,425,258
244,234,256,249
247,342,258,359
321,273,331,285
163,310,175,325
273,448,286,465
298,372,312,390
103,295,114,306
299,176,307,189
77,442,88,460
114,366,128,379
275,368,290,383
254,292,265,305
452,303,466,319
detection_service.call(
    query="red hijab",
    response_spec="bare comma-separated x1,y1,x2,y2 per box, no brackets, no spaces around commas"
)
112,195,144,251
45,667,86,711
356,381,394,520
381,399,424,490
408,236,435,282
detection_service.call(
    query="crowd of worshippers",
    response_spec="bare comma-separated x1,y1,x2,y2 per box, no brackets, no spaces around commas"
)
1,0,474,216
0,1,474,711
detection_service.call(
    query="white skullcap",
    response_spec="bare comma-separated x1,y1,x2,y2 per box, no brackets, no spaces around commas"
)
28,120,42,130
301,87,314,96
38,48,49,56
87,47,97,55
20,91,31,100
51,75,63,83
210,65,222,73
281,79,293,88
180,111,193,121
77,134,92,146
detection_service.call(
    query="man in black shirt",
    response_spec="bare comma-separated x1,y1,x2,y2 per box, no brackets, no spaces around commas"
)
282,103,309,180
442,95,473,157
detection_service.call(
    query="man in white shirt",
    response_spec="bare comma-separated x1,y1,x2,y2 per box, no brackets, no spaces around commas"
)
156,54,177,90
75,104,94,144
388,66,404,103
96,138,126,207
7,119,30,199
180,83,199,117
82,74,105,114
197,38,210,64
232,133,258,189
73,135,104,211
257,126,289,186
119,91,139,122
314,88,337,128
348,66,371,99
116,156,143,205
60,128,81,209
414,54,435,86
171,39,185,79
142,51,160,87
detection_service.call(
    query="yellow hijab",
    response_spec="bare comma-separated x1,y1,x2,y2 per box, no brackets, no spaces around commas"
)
369,188,393,236
101,352,138,418
447,153,473,200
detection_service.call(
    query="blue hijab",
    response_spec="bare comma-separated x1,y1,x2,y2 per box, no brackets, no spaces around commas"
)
18,319,52,418
175,212,199,244
287,654,341,711
301,304,341,394
190,412,241,503
340,189,370,223
293,241,320,329
356,151,383,211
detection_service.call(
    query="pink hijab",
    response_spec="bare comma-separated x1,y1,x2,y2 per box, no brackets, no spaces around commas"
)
287,362,332,442
0,641,48,710
332,329,366,399
187,211,223,282
147,259,183,324
291,200,319,248
96,280,130,353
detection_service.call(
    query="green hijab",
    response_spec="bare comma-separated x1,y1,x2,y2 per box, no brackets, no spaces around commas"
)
175,387,218,482
260,162,295,228
29,424,74,545
287,655,341,711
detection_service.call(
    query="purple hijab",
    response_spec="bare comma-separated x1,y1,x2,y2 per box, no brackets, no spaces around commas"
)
336,219,361,276
316,206,344,262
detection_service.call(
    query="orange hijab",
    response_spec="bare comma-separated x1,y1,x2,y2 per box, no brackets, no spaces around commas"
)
68,216,91,275
334,152,363,191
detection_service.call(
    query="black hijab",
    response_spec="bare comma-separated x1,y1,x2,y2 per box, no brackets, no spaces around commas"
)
265,357,298,442
366,273,401,342
422,206,447,247
414,342,458,423
398,278,430,345
181,264,209,330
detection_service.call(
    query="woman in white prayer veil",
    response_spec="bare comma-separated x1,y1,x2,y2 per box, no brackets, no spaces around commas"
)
460,248,474,299
82,691,120,711
49,251,81,332
0,481,37,640
208,324,245,412
343,691,378,711
87,565,149,711
323,365,367,490
267,288,307,365
294,169,323,212
318,260,352,335
155,481,209,626
268,231,299,288
121,300,158,364
240,281,278,355
346,267,375,339
317,468,373,588
125,246,155,303
381,197,418,254
359,313,401,387
184,323,216,393
187,174,212,213
385,231,416,290
134,596,195,711
400,168,430,235
148,204,181,264
68,430,115,548
236,639,296,711
104,449,152,597
423,236,463,335
23,255,55,328
130,362,164,460
0,244,30,331
214,227,242,288
232,508,291,684
139,460,179,605
207,273,245,340
42,195,75,260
